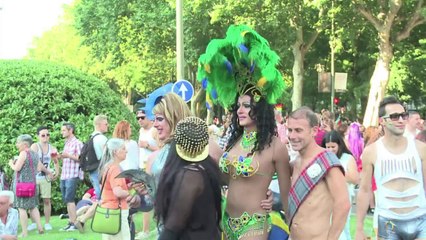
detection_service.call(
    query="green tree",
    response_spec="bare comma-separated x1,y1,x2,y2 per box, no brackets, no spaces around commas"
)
352,0,426,126
27,4,98,74
74,0,175,100
388,28,426,106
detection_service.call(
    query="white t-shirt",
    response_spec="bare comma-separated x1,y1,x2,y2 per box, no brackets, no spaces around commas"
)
92,131,108,160
120,140,140,170
139,127,157,168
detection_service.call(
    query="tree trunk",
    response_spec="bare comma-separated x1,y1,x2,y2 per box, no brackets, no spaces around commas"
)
291,31,305,111
191,88,205,117
362,32,393,127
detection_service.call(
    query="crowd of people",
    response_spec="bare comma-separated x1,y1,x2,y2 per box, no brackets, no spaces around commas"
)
1,24,426,240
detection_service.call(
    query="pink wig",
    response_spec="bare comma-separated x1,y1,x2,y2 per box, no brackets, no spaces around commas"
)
348,122,364,170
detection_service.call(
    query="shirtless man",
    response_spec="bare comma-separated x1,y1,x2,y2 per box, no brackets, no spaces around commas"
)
355,96,426,240
287,107,350,240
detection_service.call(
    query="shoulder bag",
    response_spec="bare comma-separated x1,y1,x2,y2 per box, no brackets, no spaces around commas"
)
16,151,36,198
91,169,122,235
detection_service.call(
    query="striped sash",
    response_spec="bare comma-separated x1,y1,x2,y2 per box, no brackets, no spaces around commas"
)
288,151,343,226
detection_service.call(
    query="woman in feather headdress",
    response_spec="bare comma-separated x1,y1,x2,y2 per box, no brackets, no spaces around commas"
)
199,25,291,240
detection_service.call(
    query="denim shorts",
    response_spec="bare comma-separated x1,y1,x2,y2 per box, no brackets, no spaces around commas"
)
60,178,80,203
378,214,426,240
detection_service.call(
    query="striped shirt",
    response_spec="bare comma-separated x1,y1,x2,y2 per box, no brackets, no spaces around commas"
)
60,136,84,180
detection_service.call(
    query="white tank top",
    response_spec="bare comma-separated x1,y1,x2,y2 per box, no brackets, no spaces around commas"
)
36,143,52,179
139,127,156,167
374,137,426,220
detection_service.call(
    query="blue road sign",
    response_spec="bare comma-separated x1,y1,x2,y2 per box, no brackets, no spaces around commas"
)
172,80,194,102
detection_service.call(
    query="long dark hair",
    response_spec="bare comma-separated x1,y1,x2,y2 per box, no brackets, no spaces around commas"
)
227,93,276,154
154,141,222,227
321,130,352,159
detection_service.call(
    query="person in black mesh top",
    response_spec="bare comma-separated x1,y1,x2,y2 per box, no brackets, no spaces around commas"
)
154,117,222,240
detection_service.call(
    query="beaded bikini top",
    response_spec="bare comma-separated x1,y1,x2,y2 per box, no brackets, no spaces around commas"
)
219,131,265,179
219,131,273,179
219,151,259,179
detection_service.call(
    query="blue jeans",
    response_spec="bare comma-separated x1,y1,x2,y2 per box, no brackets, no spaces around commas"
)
378,214,426,240
60,178,80,203
89,170,101,200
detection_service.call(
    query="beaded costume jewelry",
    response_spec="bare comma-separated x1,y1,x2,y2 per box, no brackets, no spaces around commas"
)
240,130,257,151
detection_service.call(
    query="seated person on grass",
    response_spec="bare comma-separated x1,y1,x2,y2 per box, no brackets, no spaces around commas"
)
0,191,19,240
75,187,98,233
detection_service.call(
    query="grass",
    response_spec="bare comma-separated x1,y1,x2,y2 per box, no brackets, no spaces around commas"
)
351,214,375,238
20,212,158,240
20,213,374,239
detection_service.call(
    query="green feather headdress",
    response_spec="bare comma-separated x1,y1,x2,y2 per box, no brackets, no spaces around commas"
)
197,25,285,109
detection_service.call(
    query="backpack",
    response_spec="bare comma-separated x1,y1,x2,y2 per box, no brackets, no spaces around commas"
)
79,133,101,172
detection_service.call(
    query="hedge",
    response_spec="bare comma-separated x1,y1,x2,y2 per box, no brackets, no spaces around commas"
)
0,60,139,212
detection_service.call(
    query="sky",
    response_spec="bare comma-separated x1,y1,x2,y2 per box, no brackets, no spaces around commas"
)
0,0,73,59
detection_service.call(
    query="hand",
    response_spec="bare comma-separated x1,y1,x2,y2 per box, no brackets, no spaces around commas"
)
261,189,273,212
51,151,59,159
138,140,148,148
127,194,141,208
60,152,70,159
129,182,149,196
52,172,58,181
47,172,54,181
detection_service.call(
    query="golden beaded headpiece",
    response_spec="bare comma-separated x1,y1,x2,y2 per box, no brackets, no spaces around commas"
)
175,117,209,162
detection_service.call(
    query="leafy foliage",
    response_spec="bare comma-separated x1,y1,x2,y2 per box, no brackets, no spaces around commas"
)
0,60,138,212
28,0,426,121
73,0,175,99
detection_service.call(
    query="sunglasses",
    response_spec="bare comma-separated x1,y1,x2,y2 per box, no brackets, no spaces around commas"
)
383,112,409,121
137,116,146,120
41,134,50,137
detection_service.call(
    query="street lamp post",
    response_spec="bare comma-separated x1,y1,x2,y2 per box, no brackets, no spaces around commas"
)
176,0,184,80
330,0,336,114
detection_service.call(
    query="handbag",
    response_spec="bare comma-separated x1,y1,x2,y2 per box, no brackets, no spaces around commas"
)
91,169,121,235
16,151,36,198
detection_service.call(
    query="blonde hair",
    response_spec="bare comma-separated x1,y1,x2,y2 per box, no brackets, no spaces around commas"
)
93,115,108,127
153,93,192,143
113,120,131,140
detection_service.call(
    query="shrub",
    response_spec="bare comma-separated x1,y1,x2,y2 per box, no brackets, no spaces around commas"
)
0,60,139,212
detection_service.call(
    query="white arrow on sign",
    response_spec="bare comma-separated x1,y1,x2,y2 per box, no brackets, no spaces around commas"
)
178,83,188,99
173,80,194,102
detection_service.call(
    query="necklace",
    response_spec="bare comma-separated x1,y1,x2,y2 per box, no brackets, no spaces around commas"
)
240,130,257,151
